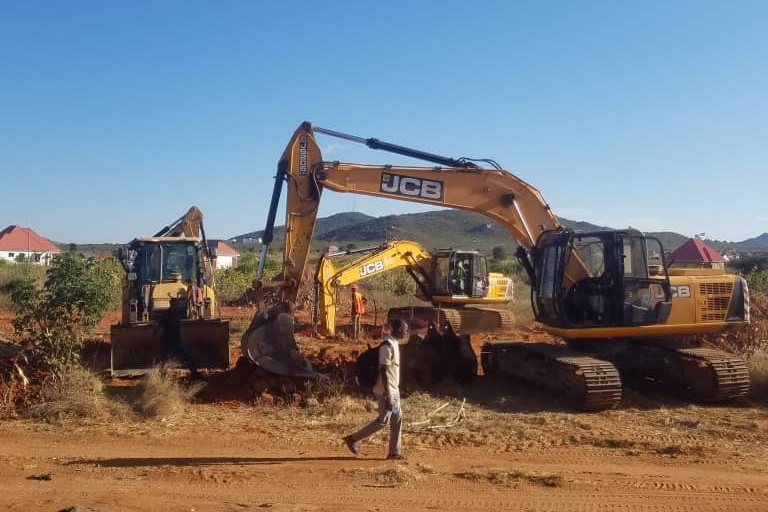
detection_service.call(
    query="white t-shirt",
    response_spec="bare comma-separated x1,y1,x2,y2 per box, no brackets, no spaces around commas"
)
373,336,400,400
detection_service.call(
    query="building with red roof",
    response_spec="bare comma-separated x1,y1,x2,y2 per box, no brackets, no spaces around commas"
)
207,239,240,269
0,226,61,266
669,237,725,270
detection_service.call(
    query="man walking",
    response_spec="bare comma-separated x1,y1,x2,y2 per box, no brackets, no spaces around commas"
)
350,284,367,340
343,318,407,460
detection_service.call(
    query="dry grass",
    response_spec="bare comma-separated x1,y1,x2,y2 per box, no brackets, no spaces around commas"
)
745,349,768,403
134,366,204,419
455,467,563,487
27,366,133,424
317,394,370,418
339,463,436,486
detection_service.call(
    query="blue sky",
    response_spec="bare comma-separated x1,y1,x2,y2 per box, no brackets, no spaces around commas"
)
1,1,766,245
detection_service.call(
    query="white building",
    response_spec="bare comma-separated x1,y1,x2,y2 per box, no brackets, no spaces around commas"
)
207,239,240,269
0,226,61,266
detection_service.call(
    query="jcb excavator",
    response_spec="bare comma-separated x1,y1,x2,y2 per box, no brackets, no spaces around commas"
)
314,240,514,336
110,206,230,376
242,122,750,409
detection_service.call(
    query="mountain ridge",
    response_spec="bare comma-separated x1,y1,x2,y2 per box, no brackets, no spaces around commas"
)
230,211,768,255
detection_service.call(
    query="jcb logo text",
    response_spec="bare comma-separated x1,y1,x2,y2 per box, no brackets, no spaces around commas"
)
380,173,444,201
671,285,691,298
360,260,385,277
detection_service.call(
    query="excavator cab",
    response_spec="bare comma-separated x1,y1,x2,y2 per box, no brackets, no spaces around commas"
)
429,250,489,298
531,229,673,329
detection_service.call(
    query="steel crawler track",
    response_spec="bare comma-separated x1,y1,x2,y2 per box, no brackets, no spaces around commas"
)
480,341,623,411
388,307,514,334
610,344,750,402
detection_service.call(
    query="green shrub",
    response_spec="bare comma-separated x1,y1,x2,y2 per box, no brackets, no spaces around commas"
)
0,262,46,309
744,267,768,296
214,253,281,303
9,253,115,374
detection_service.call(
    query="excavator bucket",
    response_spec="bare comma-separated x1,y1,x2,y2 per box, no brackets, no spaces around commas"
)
111,319,230,377
240,303,322,379
398,321,478,388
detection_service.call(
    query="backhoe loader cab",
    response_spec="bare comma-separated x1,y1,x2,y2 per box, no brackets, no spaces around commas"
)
116,238,211,323
531,229,673,329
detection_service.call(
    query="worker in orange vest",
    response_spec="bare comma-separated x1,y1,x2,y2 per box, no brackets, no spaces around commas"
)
351,284,367,340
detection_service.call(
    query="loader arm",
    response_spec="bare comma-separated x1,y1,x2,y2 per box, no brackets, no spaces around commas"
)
154,206,205,238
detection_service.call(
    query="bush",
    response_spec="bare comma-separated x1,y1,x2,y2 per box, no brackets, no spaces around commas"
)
744,267,768,297
214,253,281,303
0,262,46,309
9,253,115,374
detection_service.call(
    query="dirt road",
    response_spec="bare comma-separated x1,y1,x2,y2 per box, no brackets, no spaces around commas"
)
2,384,767,512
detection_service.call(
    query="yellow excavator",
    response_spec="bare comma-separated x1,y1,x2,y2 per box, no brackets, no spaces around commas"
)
110,206,230,376
314,240,514,336
242,122,750,409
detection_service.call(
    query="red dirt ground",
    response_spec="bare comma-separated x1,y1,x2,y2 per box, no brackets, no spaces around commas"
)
1,305,767,511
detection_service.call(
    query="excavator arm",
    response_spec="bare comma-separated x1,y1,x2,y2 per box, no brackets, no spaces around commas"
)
309,123,560,252
252,122,568,306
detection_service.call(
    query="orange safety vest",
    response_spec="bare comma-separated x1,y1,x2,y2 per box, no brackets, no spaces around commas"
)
352,291,366,315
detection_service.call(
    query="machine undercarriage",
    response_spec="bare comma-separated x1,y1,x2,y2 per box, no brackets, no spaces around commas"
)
481,338,749,410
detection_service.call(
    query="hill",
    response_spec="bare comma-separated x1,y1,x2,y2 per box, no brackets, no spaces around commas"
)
742,233,768,248
228,210,731,257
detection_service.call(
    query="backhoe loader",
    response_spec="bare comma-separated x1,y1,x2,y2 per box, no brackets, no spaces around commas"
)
110,206,230,376
314,240,514,336
243,122,750,410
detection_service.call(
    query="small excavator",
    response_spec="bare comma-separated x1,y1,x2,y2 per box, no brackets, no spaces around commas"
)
314,240,514,336
110,206,230,376
242,122,750,410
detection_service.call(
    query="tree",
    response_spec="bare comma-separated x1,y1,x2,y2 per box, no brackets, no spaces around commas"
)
9,253,116,373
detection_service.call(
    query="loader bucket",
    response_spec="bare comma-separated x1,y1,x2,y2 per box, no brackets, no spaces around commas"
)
240,303,321,379
110,319,230,377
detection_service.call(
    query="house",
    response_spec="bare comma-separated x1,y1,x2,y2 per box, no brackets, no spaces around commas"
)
207,239,240,269
0,225,61,266
669,238,725,270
